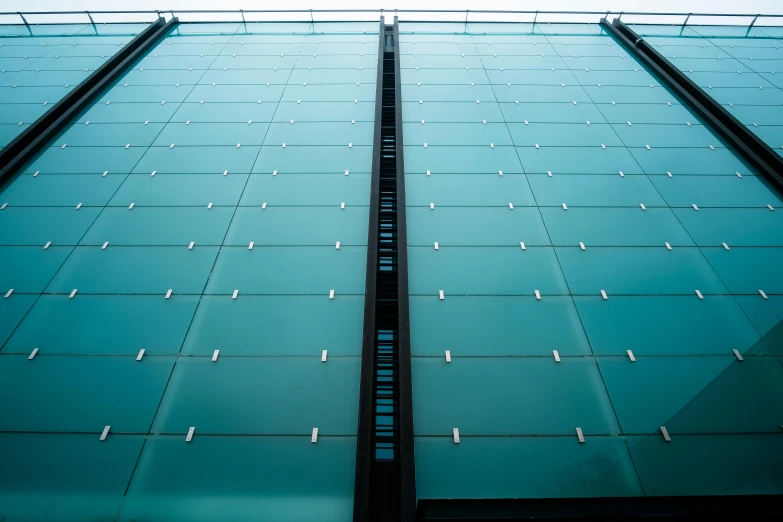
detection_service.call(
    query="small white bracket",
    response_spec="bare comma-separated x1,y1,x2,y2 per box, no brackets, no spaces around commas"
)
760,290,768,299
439,290,445,300
341,203,345,209
445,350,452,363
262,202,267,209
212,349,220,362
576,427,585,443
273,170,277,176
430,203,435,210
692,204,699,211
248,241,255,250
667,172,672,178
768,204,775,211
520,242,526,250
627,349,636,362
103,171,108,177
207,203,213,209
660,426,671,442
186,427,195,442
44,241,51,249
733,349,744,361
4,289,13,298
165,289,172,299
509,203,514,210
223,170,228,176
553,350,560,362
100,426,111,441
102,241,109,250
151,170,156,176
136,349,145,361
345,170,349,176
640,203,646,210
562,203,568,210
696,290,704,300
600,290,608,300
311,428,319,443
29,348,38,360
75,203,82,210
232,289,238,300
665,242,672,251
188,241,194,250
329,289,335,300
535,290,541,301
426,170,431,176
452,428,460,444
619,171,624,177
722,242,730,251
434,242,439,250
321,350,327,362
579,242,585,251
547,171,552,177
69,289,78,299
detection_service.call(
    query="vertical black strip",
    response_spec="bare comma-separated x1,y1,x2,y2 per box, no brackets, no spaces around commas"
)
601,18,783,194
0,17,178,191
394,15,417,522
354,18,387,522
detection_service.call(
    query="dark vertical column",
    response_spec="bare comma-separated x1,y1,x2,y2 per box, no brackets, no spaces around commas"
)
0,17,178,190
354,18,416,522
601,17,783,194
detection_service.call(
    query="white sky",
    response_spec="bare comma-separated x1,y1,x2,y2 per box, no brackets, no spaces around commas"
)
2,1,782,26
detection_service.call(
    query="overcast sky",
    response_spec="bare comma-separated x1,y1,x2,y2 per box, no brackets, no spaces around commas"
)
2,1,782,26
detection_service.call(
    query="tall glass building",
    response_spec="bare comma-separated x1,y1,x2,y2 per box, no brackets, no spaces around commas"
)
0,10,782,522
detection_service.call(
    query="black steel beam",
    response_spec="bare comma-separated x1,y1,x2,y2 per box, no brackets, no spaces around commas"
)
353,18,387,522
393,15,417,522
601,17,783,195
0,16,177,191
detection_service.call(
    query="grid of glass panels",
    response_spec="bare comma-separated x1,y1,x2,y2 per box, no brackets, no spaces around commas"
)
0,20,378,522
631,23,783,157
0,23,148,149
401,21,783,500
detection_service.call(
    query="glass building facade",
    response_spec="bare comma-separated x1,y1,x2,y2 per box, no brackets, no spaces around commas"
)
0,13,782,522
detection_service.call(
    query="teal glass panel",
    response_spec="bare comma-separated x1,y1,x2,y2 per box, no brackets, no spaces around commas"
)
183,295,364,356
516,146,644,174
110,174,248,206
46,246,219,294
117,436,355,522
404,123,513,146
0,433,143,522
153,357,359,434
281,84,375,102
401,68,488,84
507,122,622,147
582,85,675,104
407,207,549,246
133,146,260,174
119,68,203,85
0,207,100,245
152,122,270,147
561,55,637,71
611,123,721,148
540,208,694,246
1,85,76,103
412,358,618,435
404,145,523,174
495,85,591,103
627,434,783,496
53,122,165,147
6,295,198,355
80,207,233,246
575,296,763,356
405,173,535,206
99,85,189,103
264,122,373,146
0,246,71,293
571,69,658,86
556,247,728,295
253,146,372,173
0,355,173,432
629,147,751,175
674,208,783,246
735,295,783,355
185,84,285,103
408,247,568,295
600,356,783,434
410,295,590,356
240,173,370,206
0,103,48,123
225,207,368,246
273,101,375,122
528,174,665,206
401,101,505,123
499,101,606,123
401,84,495,102
77,100,179,123
650,175,783,206
596,102,695,124
24,146,146,174
415,436,643,499
171,102,278,123
404,55,484,69
701,247,783,294
205,246,366,294
0,294,36,347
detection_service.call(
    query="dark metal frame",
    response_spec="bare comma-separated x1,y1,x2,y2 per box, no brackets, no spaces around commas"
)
601,17,783,195
0,16,178,191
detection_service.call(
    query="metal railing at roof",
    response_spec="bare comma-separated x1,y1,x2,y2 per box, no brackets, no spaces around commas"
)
1,9,782,29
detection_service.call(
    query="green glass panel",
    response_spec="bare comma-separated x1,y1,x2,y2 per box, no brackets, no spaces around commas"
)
405,173,535,206
487,69,576,85
119,68,203,86
0,103,48,123
600,356,783,434
0,294,36,347
499,101,606,123
407,207,549,246
46,246,219,294
561,56,636,71
576,296,764,356
402,84,495,103
495,85,591,103
153,357,359,434
0,246,71,293
264,122,373,146
77,100,179,123
133,146,260,174
410,295,590,356
225,207,368,246
412,358,618,435
81,207,233,246
111,174,248,206
516,146,644,174
0,207,100,245
53,122,166,147
611,123,721,148
0,355,173,432
629,147,751,175
528,173,665,206
205,246,366,294
6,295,198,355
404,145,523,174
405,56,484,69
24,146,146,174
556,246,728,295
572,69,659,86
9,69,91,86
185,84,285,103
596,102,695,124
540,207,694,246
415,436,642,499
674,208,783,246
408,246,568,295
273,101,375,122
171,102,278,123
152,122,270,147
240,173,370,206
735,295,783,355
701,247,783,294
281,84,375,102
627,434,783,496
98,85,189,103
582,85,675,104
507,122,622,147
651,175,782,206
253,146,372,173
1,85,76,103
401,101,505,123
401,68,487,84
118,435,355,522
706,86,783,105
404,122,513,146
0,433,143,522
183,295,364,356
205,56,297,70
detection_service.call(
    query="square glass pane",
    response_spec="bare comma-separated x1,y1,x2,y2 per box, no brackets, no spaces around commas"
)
77,101,179,123
404,145,523,174
674,208,783,246
0,207,100,245
24,146,146,174
54,122,164,147
412,358,618,435
528,174,665,206
264,122,373,146
110,174,248,206
182,295,364,356
735,295,783,355
404,123,513,146
651,176,783,206
0,355,174,432
0,246,72,293
0,174,127,206
133,146,260,174
407,207,549,246
0,294,36,347
499,101,606,123
401,101,504,123
517,146,644,174
507,123,622,147
171,102,278,123
253,146,372,174
153,122,270,147
240,173,370,206
225,207,368,246
701,247,783,294
405,173,535,207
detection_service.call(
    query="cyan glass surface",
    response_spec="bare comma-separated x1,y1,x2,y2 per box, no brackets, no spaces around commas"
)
402,21,783,501
0,22,375,521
